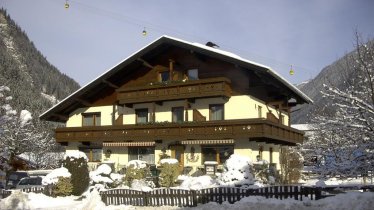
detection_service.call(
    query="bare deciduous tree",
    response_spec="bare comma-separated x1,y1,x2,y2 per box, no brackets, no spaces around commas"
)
306,33,374,178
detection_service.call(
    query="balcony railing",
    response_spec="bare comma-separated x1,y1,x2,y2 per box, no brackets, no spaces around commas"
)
55,119,304,145
116,77,232,104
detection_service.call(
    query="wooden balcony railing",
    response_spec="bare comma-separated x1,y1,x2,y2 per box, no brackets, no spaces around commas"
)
55,119,304,145
116,77,232,104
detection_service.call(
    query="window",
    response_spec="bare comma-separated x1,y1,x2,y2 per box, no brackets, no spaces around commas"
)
210,104,224,121
280,115,285,125
129,147,155,164
159,71,170,82
187,69,198,80
80,148,102,162
172,107,184,122
136,109,148,124
258,106,262,118
202,145,234,164
82,113,101,126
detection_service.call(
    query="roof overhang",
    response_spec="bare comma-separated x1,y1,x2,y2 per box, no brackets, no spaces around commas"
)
40,35,312,122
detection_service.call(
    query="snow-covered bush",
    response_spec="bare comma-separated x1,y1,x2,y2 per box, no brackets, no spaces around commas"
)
217,154,255,188
124,160,150,186
42,167,71,185
62,152,89,196
52,177,73,197
158,158,179,187
42,167,72,197
131,179,154,191
89,164,124,189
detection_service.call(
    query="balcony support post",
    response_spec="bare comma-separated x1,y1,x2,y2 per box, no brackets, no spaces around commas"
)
184,99,190,122
169,59,175,81
152,102,156,122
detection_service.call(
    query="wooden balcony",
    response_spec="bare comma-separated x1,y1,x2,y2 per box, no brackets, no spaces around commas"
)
116,77,232,105
55,119,304,145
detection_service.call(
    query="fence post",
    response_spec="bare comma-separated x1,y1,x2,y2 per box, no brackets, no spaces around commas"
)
192,190,197,207
143,191,148,206
101,192,108,206
294,186,299,200
315,187,322,200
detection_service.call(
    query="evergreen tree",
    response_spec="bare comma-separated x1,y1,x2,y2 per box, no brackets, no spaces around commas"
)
62,156,90,196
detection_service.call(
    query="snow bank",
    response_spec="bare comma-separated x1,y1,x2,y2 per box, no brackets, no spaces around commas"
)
180,175,218,190
127,160,147,169
0,191,80,210
1,186,374,210
64,150,88,160
160,158,178,164
42,167,71,185
0,191,31,209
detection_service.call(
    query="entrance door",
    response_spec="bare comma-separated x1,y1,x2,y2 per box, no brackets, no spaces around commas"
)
170,145,184,172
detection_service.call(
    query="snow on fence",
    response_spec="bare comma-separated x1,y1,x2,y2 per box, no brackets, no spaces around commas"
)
100,186,323,207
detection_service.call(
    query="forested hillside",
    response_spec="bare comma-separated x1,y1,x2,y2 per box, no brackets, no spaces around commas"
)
0,8,80,116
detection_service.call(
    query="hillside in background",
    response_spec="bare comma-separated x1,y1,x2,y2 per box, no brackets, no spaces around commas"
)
292,49,359,124
0,8,80,116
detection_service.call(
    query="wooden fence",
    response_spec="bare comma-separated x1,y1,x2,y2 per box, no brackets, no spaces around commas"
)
100,186,322,207
0,187,45,199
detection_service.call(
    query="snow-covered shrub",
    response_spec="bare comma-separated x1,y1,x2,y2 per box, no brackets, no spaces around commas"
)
89,164,124,189
158,158,179,187
217,154,255,188
124,160,150,186
42,167,71,185
42,167,72,197
52,177,73,197
62,153,89,195
253,160,273,184
131,179,154,191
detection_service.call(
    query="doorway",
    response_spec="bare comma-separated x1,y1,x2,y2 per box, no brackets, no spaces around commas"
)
170,145,184,172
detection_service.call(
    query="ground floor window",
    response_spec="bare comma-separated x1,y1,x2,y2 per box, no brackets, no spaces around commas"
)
128,147,155,164
202,145,234,164
79,148,102,162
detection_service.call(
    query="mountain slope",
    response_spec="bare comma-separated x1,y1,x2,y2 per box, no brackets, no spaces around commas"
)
292,49,359,123
0,8,80,115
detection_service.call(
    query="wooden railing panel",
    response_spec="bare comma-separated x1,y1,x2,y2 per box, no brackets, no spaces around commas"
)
117,77,232,104
56,119,304,145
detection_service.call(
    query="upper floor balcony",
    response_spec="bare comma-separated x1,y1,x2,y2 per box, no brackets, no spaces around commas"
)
55,119,303,146
116,77,232,105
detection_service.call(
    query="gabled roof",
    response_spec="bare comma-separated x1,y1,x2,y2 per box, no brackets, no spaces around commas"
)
40,35,312,122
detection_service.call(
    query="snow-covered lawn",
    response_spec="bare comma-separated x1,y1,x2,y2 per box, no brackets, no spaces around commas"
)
1,189,373,210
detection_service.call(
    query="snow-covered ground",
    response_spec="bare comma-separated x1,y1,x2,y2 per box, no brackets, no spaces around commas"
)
1,155,373,209
1,189,373,210
1,175,374,210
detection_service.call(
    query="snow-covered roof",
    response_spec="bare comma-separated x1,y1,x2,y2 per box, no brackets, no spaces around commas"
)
40,35,312,122
291,124,317,131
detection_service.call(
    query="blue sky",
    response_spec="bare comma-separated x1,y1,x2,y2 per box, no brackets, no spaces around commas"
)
1,0,373,86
